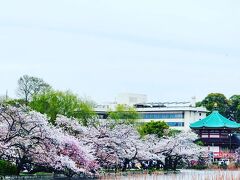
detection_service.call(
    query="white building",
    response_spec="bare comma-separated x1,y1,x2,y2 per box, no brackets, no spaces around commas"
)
135,103,207,131
95,94,208,131
116,93,147,106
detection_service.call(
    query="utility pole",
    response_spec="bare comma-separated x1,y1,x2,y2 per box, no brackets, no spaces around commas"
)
5,90,8,100
229,133,233,153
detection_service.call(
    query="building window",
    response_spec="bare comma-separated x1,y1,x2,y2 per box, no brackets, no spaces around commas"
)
166,122,184,127
200,131,221,138
201,134,209,138
141,113,184,119
209,134,220,138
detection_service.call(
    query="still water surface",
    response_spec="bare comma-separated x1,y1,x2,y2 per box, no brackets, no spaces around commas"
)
101,170,240,180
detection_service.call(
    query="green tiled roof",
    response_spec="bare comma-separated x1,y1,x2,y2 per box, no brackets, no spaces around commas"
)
190,111,240,129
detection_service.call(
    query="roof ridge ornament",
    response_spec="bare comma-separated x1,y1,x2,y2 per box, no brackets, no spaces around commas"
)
213,102,218,111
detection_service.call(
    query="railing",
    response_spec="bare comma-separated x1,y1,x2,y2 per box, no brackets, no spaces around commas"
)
200,138,237,145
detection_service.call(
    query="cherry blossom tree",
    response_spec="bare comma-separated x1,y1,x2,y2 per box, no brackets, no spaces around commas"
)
56,115,205,172
0,105,98,176
148,131,205,170
56,117,158,171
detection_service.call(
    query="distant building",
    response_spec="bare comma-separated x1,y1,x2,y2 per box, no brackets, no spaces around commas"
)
95,94,207,131
190,111,240,161
134,102,207,131
116,93,147,106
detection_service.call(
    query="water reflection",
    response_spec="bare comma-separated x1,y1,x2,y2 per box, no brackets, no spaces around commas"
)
101,170,240,180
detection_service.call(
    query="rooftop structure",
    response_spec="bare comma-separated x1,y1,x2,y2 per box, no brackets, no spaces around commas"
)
116,93,147,106
134,101,193,108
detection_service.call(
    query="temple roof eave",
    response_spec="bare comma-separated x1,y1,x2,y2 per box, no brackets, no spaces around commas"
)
190,126,240,130
190,111,240,129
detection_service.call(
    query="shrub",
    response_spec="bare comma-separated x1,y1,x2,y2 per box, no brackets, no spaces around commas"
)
0,160,18,175
219,162,227,170
192,164,208,170
209,163,219,169
235,162,240,168
228,162,237,170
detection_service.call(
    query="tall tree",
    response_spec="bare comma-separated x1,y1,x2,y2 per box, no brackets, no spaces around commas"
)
229,95,240,122
199,93,229,117
29,90,96,125
17,75,51,104
0,96,5,104
108,104,139,125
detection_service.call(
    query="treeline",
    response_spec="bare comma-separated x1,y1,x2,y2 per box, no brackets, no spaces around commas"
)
3,75,240,124
2,75,97,126
2,75,172,136
197,93,240,122
0,75,205,177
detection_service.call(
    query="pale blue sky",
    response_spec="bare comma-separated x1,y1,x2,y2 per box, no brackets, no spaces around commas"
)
0,0,240,102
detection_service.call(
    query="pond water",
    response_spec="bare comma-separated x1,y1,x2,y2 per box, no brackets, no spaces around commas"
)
3,170,240,180
100,170,240,180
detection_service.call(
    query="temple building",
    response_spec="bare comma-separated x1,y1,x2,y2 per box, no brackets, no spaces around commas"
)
190,111,240,161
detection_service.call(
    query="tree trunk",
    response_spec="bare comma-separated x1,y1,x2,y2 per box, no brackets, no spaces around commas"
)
164,157,169,171
156,160,163,170
173,157,181,171
148,160,153,169
16,159,23,175
122,159,129,171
